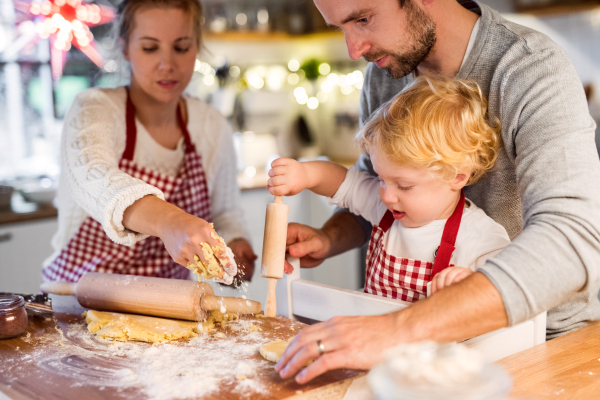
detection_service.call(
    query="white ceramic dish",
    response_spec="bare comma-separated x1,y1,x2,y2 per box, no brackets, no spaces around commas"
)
19,185,57,204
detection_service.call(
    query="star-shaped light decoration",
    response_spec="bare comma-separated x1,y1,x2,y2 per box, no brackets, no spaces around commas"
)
19,0,116,80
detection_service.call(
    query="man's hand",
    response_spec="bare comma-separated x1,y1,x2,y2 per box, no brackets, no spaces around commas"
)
267,158,309,196
228,238,257,282
274,273,508,383
283,223,333,273
275,314,402,384
431,266,473,294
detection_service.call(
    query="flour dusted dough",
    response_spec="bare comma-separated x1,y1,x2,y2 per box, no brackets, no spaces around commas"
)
85,309,238,343
185,225,236,284
85,310,200,343
187,245,225,281
199,309,238,332
260,338,294,363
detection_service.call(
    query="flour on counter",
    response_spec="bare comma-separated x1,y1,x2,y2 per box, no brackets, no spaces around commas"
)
1,317,275,400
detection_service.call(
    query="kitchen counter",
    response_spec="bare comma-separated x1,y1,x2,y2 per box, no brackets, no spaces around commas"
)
496,320,600,399
0,312,362,400
0,193,57,226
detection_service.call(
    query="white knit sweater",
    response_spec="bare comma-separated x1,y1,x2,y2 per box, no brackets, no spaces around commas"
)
44,87,249,268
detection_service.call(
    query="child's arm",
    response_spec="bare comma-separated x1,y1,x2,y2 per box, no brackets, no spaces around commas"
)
267,158,347,198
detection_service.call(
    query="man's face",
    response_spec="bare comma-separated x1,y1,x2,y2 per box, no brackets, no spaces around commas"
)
314,0,436,79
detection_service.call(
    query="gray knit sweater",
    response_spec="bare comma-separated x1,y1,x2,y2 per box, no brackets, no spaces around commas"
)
356,1,600,338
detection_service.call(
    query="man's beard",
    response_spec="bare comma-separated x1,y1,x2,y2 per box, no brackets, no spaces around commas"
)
365,0,437,79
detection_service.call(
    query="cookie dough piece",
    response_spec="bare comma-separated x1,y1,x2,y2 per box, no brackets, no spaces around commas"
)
199,310,238,332
260,338,294,363
188,247,225,281
247,324,262,332
84,310,200,343
185,225,236,284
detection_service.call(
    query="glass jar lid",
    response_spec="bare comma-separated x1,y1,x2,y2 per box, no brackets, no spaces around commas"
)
0,295,25,311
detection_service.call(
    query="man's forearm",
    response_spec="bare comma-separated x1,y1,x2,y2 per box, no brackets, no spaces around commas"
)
321,210,370,258
397,272,509,343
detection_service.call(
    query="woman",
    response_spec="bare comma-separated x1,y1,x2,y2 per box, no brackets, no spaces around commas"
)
42,0,256,284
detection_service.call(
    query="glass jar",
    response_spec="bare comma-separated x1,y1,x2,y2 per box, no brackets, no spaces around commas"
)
0,295,28,339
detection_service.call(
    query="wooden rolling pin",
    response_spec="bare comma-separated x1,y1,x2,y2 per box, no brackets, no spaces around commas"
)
261,195,289,317
40,273,261,322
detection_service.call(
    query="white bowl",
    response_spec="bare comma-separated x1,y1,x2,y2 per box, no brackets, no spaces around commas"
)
19,186,57,204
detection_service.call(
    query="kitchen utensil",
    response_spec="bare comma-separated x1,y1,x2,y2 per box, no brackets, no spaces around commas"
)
40,273,261,322
261,195,289,317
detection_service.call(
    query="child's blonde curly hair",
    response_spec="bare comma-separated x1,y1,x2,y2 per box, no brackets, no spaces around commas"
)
356,76,501,185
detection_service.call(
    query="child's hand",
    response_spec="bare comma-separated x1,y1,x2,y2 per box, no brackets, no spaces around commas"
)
267,158,309,196
430,266,473,294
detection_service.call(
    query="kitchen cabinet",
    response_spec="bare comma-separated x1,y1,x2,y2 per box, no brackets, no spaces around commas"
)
0,218,57,294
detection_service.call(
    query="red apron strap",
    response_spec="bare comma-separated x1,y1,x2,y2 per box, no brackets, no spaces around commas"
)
122,88,137,161
176,104,195,153
378,210,396,233
430,190,466,279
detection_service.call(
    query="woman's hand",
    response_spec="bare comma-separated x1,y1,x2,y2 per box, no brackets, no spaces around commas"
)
123,195,229,269
430,266,473,294
157,209,229,268
228,238,257,282
275,313,404,384
267,158,310,196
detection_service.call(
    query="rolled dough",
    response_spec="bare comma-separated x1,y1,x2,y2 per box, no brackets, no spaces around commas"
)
259,338,294,363
85,310,200,343
84,309,238,343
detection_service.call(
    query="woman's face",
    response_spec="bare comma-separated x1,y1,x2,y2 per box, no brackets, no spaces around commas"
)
124,7,198,103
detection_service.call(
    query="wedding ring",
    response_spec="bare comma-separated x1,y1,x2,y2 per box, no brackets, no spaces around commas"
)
317,340,325,355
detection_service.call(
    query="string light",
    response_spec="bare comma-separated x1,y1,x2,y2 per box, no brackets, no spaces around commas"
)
203,75,215,86
318,63,331,75
229,66,240,77
288,59,300,72
287,73,299,85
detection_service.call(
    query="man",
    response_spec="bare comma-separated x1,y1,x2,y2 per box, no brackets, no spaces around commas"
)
275,0,600,385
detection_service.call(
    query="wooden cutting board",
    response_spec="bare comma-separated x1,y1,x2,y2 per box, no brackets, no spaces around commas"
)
0,313,363,400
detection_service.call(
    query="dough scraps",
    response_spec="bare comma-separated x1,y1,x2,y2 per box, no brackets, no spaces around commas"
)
199,310,238,332
84,309,239,343
247,324,262,332
85,310,201,343
185,225,236,284
259,338,294,363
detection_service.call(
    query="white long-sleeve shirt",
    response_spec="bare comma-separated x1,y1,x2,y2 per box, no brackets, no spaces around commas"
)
44,87,249,268
328,167,511,271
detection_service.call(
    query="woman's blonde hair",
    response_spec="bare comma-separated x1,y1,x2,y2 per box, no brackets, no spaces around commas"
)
357,76,501,185
117,0,203,48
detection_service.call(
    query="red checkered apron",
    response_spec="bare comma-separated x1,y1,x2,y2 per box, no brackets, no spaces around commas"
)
365,190,465,302
43,92,211,282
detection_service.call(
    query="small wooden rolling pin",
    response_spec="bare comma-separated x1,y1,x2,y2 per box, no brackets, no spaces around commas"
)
261,195,289,317
40,273,261,322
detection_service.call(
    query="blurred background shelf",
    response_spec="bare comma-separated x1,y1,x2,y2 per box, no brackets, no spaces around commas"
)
514,0,600,16
204,30,343,42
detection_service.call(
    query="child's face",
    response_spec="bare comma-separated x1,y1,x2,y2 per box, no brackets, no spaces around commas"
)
371,149,464,228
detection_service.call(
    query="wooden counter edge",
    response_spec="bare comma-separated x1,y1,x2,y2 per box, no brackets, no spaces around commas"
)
286,374,366,400
0,205,57,226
